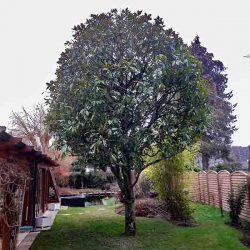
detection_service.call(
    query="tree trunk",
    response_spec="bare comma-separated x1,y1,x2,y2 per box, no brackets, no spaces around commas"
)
202,154,210,171
124,195,136,236
110,165,137,236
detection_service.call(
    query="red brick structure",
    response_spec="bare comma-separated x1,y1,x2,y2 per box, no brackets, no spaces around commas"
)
0,126,59,250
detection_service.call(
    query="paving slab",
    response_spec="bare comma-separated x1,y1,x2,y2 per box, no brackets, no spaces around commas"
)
17,232,40,250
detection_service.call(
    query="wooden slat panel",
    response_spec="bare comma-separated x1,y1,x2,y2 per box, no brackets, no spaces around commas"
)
186,170,250,221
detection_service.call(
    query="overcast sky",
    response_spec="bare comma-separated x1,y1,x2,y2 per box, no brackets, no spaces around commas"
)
0,0,250,146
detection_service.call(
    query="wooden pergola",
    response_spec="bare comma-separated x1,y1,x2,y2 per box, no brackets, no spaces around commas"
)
0,126,59,250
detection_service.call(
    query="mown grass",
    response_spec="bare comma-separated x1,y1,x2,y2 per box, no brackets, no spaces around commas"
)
31,203,248,250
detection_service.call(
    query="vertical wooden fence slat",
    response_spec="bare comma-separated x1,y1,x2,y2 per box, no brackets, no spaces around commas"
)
185,171,200,201
206,172,210,205
207,171,219,207
187,170,250,222
217,173,223,215
197,174,201,202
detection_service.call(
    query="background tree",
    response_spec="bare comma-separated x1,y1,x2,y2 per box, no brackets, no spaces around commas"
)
190,37,237,171
46,9,208,235
9,103,51,154
9,103,74,187
248,145,250,171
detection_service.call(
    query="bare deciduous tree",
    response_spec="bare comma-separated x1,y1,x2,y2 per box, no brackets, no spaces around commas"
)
9,103,74,187
9,103,51,154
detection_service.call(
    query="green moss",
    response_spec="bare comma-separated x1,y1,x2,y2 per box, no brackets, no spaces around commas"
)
31,203,247,250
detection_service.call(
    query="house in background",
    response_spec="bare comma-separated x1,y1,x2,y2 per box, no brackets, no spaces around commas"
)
0,126,59,250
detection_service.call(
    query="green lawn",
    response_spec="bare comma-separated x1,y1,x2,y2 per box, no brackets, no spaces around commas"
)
31,203,248,250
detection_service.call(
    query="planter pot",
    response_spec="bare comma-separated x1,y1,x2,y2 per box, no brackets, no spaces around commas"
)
102,199,108,206
48,203,60,211
35,216,51,228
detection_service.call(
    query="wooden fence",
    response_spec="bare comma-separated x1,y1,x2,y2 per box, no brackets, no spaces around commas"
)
187,170,250,222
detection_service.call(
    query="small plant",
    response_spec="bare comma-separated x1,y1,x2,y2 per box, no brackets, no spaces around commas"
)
228,184,247,225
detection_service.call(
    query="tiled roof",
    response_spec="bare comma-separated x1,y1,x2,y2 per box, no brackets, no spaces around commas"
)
0,126,57,166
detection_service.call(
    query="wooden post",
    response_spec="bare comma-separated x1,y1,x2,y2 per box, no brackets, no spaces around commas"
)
31,161,38,230
2,222,18,250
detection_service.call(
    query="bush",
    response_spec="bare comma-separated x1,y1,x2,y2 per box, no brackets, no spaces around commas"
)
134,198,159,217
116,198,159,217
145,144,199,222
135,174,152,198
69,170,116,189
210,163,240,173
53,168,70,187
228,184,247,225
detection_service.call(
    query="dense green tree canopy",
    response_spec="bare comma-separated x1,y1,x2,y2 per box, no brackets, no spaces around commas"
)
191,37,237,170
46,9,208,235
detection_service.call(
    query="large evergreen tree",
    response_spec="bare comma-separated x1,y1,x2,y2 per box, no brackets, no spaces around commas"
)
191,36,237,171
46,9,208,235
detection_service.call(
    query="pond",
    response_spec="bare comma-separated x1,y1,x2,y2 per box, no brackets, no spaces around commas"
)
60,193,114,207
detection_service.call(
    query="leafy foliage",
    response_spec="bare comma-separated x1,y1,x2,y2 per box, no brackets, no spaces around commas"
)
116,198,159,217
210,163,240,173
228,184,247,225
190,37,237,170
132,198,159,217
69,169,115,190
145,144,199,221
134,174,152,199
46,9,208,235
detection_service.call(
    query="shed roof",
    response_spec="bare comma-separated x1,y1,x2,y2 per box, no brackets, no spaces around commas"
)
0,126,57,166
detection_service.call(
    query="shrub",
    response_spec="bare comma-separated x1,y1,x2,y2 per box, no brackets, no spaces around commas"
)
134,198,159,217
228,184,247,225
135,174,152,198
210,163,240,173
69,170,116,189
116,198,159,217
55,173,69,187
145,144,199,222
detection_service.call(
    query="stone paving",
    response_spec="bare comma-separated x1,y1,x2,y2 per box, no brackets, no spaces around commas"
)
17,209,60,249
1,205,63,250
17,232,40,250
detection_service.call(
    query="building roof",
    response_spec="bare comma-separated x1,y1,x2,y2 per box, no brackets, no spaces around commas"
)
0,126,57,166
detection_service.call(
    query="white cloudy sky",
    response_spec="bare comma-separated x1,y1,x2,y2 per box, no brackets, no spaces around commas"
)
0,0,250,146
